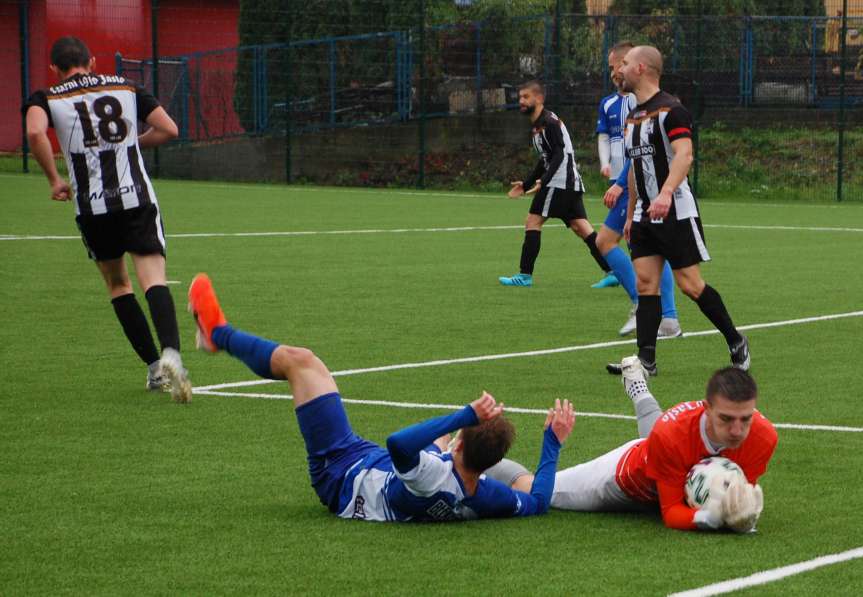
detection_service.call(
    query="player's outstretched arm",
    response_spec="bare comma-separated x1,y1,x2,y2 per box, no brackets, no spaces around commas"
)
386,391,501,474
522,159,546,196
25,107,69,201
514,399,575,515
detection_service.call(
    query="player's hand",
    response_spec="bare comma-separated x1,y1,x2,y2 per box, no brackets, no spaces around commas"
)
543,398,575,443
525,182,541,196
701,474,729,530
647,189,672,220
722,478,762,533
603,184,623,208
508,181,525,198
600,165,611,179
50,178,71,202
470,391,504,422
623,218,633,243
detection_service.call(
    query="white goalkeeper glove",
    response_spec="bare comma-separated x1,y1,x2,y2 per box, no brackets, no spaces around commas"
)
722,478,764,533
693,474,728,530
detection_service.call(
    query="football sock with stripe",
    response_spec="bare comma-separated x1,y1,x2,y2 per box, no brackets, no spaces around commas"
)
519,230,541,275
603,245,637,302
145,285,180,352
211,325,279,379
695,285,743,347
111,293,160,366
583,231,611,273
636,294,662,365
659,261,678,319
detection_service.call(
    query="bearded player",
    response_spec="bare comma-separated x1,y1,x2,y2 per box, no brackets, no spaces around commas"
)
486,360,777,532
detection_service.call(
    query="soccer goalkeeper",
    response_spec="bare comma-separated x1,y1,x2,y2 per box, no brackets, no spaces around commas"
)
188,274,575,522
486,361,777,532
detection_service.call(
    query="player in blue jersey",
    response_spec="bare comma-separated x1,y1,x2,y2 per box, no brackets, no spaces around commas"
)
594,41,681,339
187,273,575,522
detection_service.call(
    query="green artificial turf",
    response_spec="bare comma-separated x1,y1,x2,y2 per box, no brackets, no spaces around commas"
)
2,172,862,595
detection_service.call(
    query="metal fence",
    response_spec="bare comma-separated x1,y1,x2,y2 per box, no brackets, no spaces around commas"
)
6,0,863,201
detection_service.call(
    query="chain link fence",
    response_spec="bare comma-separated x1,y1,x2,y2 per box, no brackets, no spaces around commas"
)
5,0,862,201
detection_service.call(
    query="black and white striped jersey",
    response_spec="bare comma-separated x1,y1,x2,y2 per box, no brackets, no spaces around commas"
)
624,91,697,222
24,73,161,217
524,109,584,192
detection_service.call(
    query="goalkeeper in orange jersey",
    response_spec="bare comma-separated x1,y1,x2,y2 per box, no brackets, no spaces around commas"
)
485,360,777,532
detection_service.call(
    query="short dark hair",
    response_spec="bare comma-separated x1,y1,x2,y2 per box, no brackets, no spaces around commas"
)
50,37,91,72
460,416,516,472
610,40,635,56
518,79,545,97
705,367,758,404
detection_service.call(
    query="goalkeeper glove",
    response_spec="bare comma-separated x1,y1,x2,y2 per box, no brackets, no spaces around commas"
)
722,478,764,533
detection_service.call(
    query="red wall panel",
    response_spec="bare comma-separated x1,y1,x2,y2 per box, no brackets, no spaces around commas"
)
1,0,240,152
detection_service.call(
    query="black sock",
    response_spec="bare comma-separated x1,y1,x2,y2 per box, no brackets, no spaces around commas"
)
145,285,180,352
695,285,742,348
636,295,662,364
583,231,611,273
112,293,160,365
520,230,541,275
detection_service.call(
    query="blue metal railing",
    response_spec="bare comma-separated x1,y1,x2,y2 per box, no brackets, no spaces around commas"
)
120,14,860,140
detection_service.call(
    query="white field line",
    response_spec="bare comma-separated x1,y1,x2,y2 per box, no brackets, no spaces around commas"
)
194,309,863,393
2,222,863,242
668,546,863,597
192,390,636,421
192,389,863,433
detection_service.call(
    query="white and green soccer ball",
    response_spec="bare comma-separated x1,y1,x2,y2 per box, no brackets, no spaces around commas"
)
685,456,746,509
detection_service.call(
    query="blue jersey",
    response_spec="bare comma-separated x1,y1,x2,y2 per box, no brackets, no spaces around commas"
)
596,92,636,186
336,407,562,522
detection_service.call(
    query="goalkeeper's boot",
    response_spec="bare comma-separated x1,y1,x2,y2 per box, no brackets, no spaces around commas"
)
146,361,171,392
606,356,657,377
657,317,683,338
160,347,192,404
591,272,620,289
499,273,532,287
729,335,750,371
188,273,228,353
618,304,637,336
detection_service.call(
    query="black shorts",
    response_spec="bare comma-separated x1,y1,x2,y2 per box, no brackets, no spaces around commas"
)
528,187,587,223
75,203,166,262
629,216,711,270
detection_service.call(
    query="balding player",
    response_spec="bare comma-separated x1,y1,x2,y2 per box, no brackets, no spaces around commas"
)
606,46,749,376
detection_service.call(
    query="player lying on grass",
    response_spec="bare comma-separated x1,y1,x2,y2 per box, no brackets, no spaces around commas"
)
486,360,777,532
188,273,575,521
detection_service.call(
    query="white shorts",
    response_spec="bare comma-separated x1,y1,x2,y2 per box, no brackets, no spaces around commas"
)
551,439,653,512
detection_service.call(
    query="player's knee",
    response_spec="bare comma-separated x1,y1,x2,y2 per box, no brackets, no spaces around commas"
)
677,278,704,300
274,346,320,373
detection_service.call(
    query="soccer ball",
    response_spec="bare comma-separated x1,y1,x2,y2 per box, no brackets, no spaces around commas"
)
684,457,746,509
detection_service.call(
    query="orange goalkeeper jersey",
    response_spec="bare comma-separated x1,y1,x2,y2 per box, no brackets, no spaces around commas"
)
615,400,778,530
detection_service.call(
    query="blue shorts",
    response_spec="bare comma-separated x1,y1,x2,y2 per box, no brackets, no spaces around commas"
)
603,181,629,235
295,392,380,512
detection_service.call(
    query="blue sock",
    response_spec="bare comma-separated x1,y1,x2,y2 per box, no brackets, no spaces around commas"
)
604,246,637,303
211,325,280,379
660,262,678,319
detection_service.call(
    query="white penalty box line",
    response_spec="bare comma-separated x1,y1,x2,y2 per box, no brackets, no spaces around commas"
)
3,222,863,241
668,546,863,597
193,309,863,434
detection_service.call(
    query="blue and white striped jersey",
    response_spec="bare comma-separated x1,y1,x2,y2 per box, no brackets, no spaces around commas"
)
335,407,562,522
596,92,637,184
